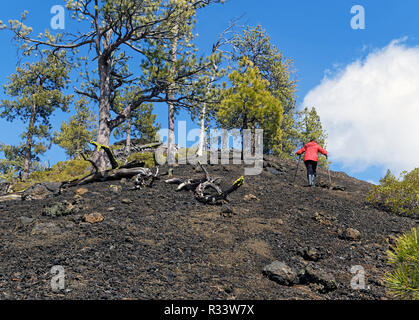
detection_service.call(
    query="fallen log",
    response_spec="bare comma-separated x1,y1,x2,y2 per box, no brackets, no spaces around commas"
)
61,166,153,188
0,193,22,202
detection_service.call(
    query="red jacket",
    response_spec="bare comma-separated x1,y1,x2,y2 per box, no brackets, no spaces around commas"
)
296,141,328,162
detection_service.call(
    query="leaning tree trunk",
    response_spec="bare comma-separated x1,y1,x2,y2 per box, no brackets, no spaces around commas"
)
22,104,37,181
167,24,178,165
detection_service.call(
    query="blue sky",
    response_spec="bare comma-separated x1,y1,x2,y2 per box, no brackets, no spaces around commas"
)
1,0,418,183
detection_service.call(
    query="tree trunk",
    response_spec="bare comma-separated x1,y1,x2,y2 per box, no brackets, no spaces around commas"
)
125,111,132,156
198,65,217,157
241,109,248,161
93,54,113,171
167,24,178,165
197,103,207,157
22,104,37,181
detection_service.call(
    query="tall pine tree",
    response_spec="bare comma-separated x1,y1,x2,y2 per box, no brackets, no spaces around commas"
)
217,57,283,155
230,25,297,157
0,50,72,180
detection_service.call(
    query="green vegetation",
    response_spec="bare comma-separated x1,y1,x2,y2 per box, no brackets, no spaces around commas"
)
127,152,156,169
384,227,419,300
1,0,224,171
0,50,72,180
0,2,331,183
0,144,25,181
230,25,297,157
367,168,419,216
53,99,97,159
113,103,160,154
12,159,92,192
217,57,283,154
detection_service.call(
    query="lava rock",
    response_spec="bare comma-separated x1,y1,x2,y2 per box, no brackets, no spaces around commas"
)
312,211,335,226
244,194,259,201
299,264,337,293
17,216,35,227
83,212,104,224
22,182,61,201
332,185,347,191
75,188,89,196
266,167,281,176
31,223,61,236
262,261,298,286
42,201,75,218
341,228,361,241
109,185,122,193
385,235,398,246
221,205,234,217
302,247,322,262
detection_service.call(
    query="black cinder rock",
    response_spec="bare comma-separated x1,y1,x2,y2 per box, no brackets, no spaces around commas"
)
262,261,298,286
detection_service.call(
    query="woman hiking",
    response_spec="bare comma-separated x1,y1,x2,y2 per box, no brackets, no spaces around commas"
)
296,139,328,187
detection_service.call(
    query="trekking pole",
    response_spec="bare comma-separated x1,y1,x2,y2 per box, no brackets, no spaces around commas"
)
292,155,301,184
327,155,332,186
328,167,332,185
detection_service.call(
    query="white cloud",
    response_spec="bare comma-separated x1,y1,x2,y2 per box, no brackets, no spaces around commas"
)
303,39,419,175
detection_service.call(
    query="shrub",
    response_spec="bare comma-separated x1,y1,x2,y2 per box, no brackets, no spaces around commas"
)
12,159,92,192
384,227,419,300
367,168,419,216
127,152,156,168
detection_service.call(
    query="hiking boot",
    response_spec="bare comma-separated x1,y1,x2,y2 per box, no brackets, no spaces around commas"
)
308,175,314,187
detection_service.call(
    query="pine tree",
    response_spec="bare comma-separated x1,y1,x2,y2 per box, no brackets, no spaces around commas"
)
113,103,160,154
2,0,224,171
217,57,283,155
230,25,297,157
295,107,327,145
0,50,72,180
53,99,97,159
0,143,25,181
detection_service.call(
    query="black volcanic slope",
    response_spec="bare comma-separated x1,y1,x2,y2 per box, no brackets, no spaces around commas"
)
0,157,416,300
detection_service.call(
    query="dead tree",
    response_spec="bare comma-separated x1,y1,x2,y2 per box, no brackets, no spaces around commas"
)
63,143,244,205
62,141,148,188
165,162,244,205
131,167,160,190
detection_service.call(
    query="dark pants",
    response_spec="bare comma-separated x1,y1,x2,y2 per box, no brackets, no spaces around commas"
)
304,160,318,181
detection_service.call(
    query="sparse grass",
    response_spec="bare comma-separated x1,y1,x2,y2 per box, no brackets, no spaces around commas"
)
12,159,92,192
127,152,156,168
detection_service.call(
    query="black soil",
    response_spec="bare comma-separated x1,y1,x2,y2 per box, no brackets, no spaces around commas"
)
0,157,416,300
